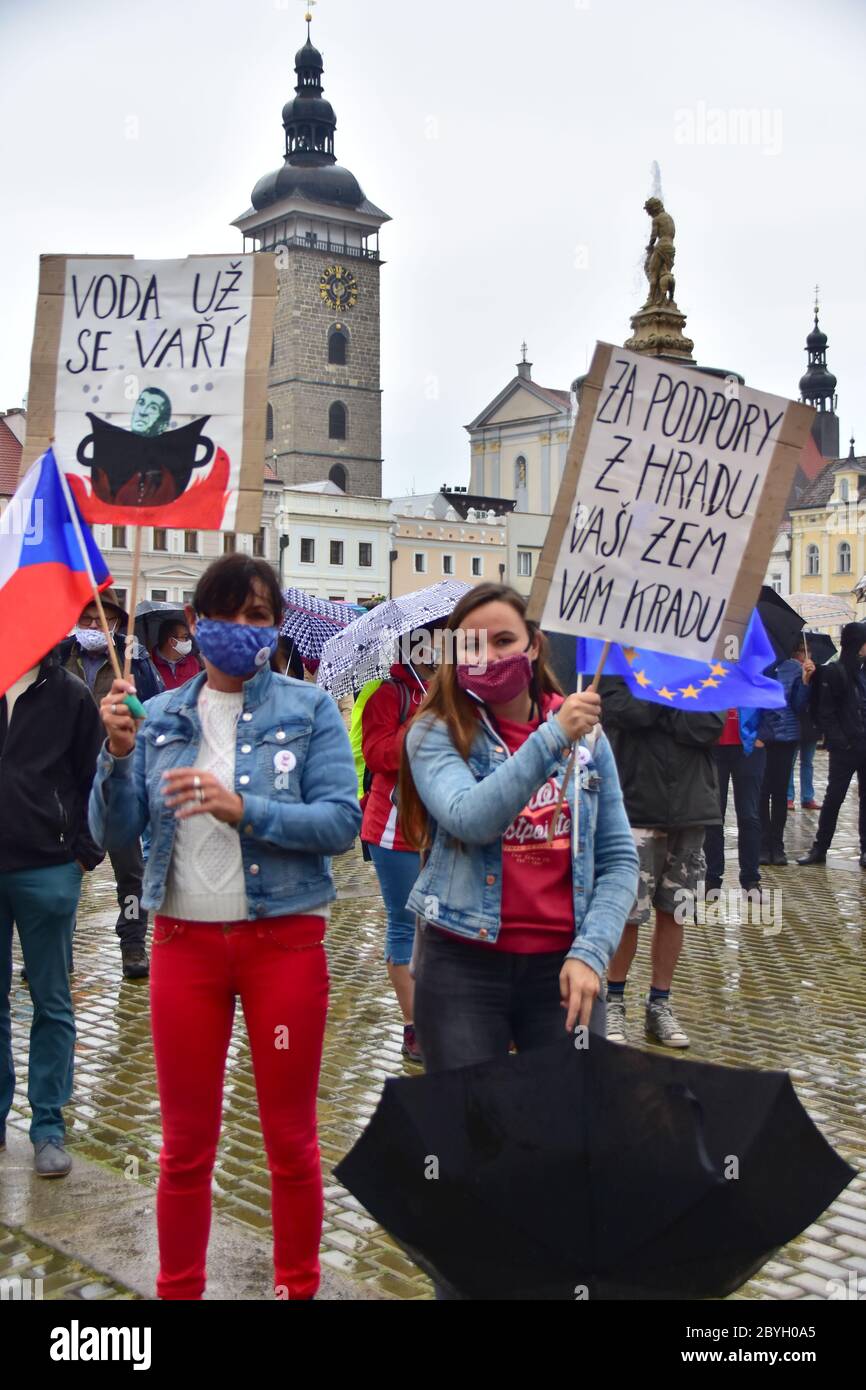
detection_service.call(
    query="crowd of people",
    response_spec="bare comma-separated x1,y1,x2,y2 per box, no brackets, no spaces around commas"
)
1,554,865,1298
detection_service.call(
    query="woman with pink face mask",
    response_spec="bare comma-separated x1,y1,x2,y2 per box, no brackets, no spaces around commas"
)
398,583,638,1079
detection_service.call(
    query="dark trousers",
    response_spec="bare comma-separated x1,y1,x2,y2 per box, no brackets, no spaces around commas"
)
109,840,148,947
0,863,81,1143
414,927,606,1072
704,745,765,887
814,750,866,853
760,742,798,854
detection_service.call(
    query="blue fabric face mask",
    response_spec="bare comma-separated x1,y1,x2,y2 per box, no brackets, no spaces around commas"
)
194,618,278,678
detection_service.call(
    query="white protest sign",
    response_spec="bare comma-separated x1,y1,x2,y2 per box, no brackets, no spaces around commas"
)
529,343,814,661
22,253,276,534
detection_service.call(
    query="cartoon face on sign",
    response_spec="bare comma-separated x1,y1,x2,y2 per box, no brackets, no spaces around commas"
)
76,392,217,510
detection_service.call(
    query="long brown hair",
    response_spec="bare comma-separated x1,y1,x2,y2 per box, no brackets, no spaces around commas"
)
397,583,562,850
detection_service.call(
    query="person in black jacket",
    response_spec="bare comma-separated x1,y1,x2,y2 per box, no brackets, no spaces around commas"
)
798,622,866,867
600,677,724,1049
0,649,104,1177
61,589,161,979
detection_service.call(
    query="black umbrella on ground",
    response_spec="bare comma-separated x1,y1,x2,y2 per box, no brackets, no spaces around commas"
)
335,1036,854,1300
757,586,806,663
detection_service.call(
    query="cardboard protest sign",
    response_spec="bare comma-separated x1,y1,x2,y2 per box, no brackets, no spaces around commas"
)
528,343,814,661
21,254,276,534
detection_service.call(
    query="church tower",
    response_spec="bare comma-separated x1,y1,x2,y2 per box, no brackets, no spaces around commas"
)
232,14,390,496
799,293,840,460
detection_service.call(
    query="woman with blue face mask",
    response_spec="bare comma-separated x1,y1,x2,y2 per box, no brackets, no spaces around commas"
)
89,553,361,1301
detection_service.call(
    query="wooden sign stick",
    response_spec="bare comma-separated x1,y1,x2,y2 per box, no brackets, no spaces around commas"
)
547,640,611,845
54,449,123,680
123,527,144,682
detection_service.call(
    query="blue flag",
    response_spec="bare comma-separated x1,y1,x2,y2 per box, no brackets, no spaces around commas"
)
577,611,785,711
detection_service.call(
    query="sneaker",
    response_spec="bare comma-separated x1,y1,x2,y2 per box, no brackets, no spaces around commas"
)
787,799,795,810
33,1139,72,1178
606,997,627,1044
121,945,149,980
801,800,822,811
645,997,690,1049
401,1023,423,1064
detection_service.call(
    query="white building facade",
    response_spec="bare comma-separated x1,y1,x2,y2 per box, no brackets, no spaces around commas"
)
276,481,391,604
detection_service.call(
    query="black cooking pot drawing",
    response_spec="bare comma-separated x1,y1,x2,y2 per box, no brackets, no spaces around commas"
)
76,413,215,507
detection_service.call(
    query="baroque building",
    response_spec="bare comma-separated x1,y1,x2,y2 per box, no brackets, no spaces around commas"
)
233,17,389,497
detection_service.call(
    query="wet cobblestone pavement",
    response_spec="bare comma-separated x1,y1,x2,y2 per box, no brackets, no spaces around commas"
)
2,751,865,1299
0,1227,139,1300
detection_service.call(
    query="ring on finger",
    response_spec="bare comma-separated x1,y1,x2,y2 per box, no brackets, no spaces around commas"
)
193,774,202,788
198,787,205,803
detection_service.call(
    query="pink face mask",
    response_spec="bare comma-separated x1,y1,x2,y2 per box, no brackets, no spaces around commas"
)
456,650,533,705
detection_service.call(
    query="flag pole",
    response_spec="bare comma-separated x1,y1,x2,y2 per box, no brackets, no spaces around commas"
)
53,449,124,683
547,640,611,846
123,526,144,682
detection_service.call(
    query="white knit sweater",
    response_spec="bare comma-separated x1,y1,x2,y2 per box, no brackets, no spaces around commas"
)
161,686,248,922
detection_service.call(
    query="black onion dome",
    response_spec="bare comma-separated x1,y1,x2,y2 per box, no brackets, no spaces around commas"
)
281,94,336,127
799,364,837,398
295,38,323,73
249,21,365,212
806,322,828,351
251,162,364,211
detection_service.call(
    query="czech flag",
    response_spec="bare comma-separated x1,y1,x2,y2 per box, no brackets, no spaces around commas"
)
0,448,112,697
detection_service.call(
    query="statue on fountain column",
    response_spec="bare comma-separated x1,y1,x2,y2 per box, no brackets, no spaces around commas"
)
643,197,677,307
624,193,694,360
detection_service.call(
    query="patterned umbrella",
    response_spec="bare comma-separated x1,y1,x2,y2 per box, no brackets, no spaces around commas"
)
316,580,472,697
280,588,365,662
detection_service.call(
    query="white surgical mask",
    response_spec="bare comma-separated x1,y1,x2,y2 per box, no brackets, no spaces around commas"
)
171,638,193,657
76,627,109,652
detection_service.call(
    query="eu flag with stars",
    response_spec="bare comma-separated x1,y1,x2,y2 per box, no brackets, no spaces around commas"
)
577,612,785,710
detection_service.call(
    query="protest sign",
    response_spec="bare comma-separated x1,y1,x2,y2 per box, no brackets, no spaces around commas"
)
528,343,814,661
21,253,276,534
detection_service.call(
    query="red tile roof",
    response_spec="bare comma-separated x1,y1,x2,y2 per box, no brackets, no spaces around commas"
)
0,419,23,497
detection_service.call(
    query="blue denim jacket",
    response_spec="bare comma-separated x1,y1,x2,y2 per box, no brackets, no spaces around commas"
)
88,665,361,918
404,710,639,979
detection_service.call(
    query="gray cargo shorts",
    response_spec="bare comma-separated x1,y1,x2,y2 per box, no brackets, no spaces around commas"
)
627,827,706,927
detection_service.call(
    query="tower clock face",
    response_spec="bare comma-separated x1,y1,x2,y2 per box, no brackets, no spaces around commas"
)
319,264,359,310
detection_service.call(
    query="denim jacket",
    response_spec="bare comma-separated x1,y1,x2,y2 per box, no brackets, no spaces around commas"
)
404,709,639,979
88,665,361,918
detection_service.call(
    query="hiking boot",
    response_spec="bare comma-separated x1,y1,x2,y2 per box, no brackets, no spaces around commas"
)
121,944,150,980
771,848,788,866
797,846,826,865
645,997,690,1049
401,1023,423,1064
606,997,627,1044
801,800,822,811
860,853,866,870
34,1140,72,1178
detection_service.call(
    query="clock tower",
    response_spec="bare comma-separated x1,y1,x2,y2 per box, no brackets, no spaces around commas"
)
232,14,389,496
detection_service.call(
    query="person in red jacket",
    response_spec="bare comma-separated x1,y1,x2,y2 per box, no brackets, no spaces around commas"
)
362,644,434,1062
151,619,202,690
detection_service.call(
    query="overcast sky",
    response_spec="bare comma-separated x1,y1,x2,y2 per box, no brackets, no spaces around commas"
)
2,0,864,497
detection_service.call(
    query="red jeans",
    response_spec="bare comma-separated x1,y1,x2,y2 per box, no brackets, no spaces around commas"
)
150,914,329,1300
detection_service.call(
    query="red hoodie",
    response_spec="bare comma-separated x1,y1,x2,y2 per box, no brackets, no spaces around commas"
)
361,664,426,851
